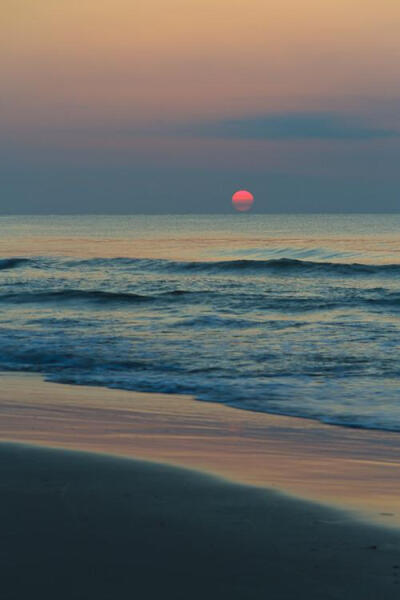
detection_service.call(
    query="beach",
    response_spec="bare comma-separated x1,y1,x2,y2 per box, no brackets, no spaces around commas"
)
2,372,400,598
4,0,400,592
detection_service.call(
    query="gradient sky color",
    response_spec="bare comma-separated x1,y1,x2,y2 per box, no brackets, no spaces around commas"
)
1,0,400,213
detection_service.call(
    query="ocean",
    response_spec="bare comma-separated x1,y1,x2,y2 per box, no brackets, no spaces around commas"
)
1,214,400,432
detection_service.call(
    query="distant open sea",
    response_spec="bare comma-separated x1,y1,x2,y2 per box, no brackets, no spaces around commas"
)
1,214,400,432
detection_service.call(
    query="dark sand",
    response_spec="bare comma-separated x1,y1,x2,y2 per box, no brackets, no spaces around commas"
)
2,442,400,600
2,372,400,598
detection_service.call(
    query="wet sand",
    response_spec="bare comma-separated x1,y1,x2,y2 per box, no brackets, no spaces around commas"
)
2,372,400,598
2,441,400,600
1,372,400,524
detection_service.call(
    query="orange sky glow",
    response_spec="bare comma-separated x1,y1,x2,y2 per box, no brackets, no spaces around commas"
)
1,0,400,211
3,1,400,125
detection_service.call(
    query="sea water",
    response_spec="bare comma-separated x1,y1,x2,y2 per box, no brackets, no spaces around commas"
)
1,214,400,431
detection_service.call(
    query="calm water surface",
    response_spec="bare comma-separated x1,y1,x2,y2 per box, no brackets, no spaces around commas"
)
1,214,400,431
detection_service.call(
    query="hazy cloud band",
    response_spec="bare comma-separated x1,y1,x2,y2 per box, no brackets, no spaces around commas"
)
174,112,398,141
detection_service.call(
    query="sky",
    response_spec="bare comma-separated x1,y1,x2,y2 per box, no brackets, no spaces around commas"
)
1,0,400,213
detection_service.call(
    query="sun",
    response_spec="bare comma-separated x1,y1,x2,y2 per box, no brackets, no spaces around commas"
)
232,190,254,212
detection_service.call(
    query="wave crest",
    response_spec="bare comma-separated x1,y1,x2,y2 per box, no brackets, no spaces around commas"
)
4,255,400,276
0,258,29,270
179,258,400,275
0,288,198,305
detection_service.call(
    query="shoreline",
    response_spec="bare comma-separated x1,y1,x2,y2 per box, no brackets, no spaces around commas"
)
1,371,400,527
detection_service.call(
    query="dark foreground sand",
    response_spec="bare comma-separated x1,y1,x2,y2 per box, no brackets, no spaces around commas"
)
2,372,400,598
2,442,400,600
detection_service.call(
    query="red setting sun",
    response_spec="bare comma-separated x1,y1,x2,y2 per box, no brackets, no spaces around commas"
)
232,190,254,212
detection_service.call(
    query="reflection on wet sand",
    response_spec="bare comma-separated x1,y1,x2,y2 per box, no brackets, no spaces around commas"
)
1,372,400,527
